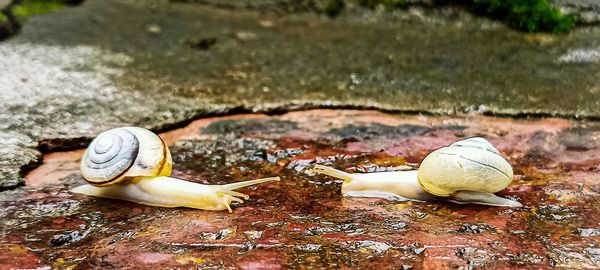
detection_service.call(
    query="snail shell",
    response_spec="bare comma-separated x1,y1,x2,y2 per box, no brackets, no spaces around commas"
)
80,127,172,186
417,137,513,197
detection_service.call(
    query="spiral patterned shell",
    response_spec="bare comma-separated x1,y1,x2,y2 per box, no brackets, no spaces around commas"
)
80,127,172,186
417,137,513,197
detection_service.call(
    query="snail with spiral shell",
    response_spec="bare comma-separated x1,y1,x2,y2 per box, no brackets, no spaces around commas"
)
312,137,522,207
72,127,279,212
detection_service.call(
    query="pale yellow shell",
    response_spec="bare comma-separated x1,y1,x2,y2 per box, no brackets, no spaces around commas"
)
80,127,172,186
417,137,513,197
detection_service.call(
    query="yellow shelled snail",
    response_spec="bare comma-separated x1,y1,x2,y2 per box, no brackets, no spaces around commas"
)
313,137,522,207
71,127,279,212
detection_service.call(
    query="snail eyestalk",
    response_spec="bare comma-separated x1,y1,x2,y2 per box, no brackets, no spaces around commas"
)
222,176,280,190
312,165,353,183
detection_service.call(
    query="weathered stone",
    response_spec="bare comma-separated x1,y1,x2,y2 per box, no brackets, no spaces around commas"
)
0,0,10,10
0,131,40,190
552,0,600,25
0,0,599,190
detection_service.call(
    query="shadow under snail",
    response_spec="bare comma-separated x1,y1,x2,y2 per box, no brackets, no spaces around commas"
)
312,137,522,207
71,127,279,212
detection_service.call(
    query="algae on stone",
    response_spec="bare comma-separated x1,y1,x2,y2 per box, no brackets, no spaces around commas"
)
11,0,64,18
470,0,575,33
358,0,575,32
0,0,80,40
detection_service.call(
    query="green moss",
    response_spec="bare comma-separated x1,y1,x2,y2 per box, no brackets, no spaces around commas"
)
12,0,65,18
0,12,15,41
323,0,346,16
357,0,574,33
470,0,575,33
0,0,74,40
0,13,8,24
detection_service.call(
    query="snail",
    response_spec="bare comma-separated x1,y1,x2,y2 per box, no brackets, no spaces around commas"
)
71,127,279,212
312,137,522,207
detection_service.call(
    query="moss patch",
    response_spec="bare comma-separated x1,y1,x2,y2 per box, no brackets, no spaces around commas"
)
469,0,575,33
0,0,82,40
0,12,14,41
323,0,346,16
0,13,8,24
12,0,65,18
357,0,575,33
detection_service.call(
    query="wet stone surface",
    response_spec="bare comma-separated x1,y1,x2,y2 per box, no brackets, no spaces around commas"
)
2,109,600,269
2,0,600,189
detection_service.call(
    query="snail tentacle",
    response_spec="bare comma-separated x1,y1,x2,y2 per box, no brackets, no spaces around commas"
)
225,193,245,204
222,176,281,191
220,189,250,200
311,165,353,182
224,198,233,213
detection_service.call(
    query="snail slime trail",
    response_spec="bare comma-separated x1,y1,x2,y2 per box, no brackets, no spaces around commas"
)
313,137,522,207
72,127,280,212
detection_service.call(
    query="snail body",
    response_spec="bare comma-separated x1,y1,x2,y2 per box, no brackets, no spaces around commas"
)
312,137,522,207
72,127,279,212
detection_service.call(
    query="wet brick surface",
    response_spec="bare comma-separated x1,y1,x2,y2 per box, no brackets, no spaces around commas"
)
2,110,600,269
